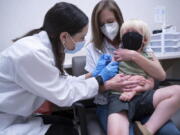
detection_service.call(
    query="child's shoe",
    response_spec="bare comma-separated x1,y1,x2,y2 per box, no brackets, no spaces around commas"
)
134,121,153,135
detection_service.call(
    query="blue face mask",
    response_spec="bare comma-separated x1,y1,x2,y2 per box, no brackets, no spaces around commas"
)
64,35,85,54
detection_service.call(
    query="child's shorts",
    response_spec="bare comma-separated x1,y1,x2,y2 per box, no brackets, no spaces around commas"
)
108,90,155,121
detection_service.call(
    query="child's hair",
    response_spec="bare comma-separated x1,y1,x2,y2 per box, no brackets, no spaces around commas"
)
120,19,151,46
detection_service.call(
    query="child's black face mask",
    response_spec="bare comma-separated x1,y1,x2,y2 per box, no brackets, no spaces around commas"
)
122,32,143,51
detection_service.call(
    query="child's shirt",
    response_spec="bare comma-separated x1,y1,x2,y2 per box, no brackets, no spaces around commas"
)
119,51,152,78
111,51,153,95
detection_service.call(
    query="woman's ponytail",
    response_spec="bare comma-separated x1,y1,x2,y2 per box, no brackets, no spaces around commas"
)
12,26,44,42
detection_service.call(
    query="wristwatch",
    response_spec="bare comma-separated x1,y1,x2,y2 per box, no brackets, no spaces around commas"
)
95,76,104,86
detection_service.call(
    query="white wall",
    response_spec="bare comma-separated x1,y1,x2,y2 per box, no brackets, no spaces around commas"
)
118,0,180,31
0,0,180,52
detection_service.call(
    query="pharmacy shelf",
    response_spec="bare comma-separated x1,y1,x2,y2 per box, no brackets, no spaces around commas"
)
155,52,180,60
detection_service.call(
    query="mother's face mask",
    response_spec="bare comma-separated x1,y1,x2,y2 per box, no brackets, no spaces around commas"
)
122,32,143,51
100,22,119,41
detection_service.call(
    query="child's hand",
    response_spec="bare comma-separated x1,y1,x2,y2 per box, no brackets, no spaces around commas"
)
119,91,136,102
113,48,136,61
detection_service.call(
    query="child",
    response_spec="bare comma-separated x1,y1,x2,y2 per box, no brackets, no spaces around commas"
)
118,19,154,104
108,19,162,135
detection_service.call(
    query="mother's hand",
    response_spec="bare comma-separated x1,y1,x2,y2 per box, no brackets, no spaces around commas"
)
104,74,139,92
127,75,147,86
122,75,154,92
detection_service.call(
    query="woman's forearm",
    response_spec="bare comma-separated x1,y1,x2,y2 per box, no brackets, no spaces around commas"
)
100,74,133,92
99,80,122,92
85,72,92,79
103,80,113,90
131,52,166,81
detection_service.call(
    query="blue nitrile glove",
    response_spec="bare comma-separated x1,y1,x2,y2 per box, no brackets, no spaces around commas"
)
92,54,112,77
98,61,119,82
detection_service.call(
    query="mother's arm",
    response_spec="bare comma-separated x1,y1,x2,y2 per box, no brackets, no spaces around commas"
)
128,77,154,92
117,75,154,93
102,74,155,93
100,74,140,92
114,49,166,81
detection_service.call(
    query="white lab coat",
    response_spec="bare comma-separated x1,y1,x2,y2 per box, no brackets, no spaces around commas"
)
0,31,99,135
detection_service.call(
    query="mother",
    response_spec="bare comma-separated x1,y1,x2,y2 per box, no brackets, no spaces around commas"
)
85,0,180,135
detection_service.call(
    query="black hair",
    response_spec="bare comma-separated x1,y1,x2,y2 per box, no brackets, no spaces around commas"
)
13,2,88,74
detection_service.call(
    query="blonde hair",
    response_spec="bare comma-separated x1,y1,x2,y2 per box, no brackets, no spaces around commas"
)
91,0,124,50
120,19,151,46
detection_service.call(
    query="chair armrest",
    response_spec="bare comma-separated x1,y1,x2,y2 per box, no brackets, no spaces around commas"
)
73,101,88,135
72,98,97,135
159,78,180,86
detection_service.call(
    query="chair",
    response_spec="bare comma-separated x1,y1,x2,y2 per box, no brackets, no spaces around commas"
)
71,56,180,135
72,56,87,76
72,56,105,135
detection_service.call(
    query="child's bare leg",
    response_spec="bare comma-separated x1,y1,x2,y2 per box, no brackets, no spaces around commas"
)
144,85,180,134
108,111,129,135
